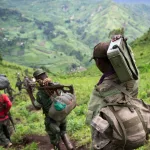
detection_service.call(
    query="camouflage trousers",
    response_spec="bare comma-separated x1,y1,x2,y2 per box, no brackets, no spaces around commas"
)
0,119,13,146
45,117,66,145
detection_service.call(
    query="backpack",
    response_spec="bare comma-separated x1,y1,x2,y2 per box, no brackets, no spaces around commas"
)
0,75,10,90
91,81,149,149
48,93,76,121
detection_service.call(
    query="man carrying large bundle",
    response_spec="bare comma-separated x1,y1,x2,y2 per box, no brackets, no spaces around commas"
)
86,35,150,150
0,74,12,148
27,69,76,150
15,73,23,93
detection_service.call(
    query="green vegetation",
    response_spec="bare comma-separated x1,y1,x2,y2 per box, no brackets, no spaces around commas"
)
0,60,96,149
0,0,150,149
0,0,150,73
1,26,150,148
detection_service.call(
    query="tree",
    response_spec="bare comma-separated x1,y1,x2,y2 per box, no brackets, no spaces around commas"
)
108,27,124,38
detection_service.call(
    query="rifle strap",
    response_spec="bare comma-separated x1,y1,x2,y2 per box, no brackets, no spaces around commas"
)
109,81,132,98
133,106,148,137
109,106,126,150
107,81,148,141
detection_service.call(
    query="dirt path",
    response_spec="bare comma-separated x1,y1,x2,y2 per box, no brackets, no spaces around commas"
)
12,134,89,150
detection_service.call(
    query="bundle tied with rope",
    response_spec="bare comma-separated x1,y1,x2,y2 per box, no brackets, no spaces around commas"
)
37,78,76,122
91,81,150,150
27,77,76,122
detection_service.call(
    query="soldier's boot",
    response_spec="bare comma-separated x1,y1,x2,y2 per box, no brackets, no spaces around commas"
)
53,143,61,150
61,133,74,150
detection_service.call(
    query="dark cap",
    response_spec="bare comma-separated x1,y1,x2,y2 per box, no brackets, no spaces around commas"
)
90,42,110,61
33,69,45,78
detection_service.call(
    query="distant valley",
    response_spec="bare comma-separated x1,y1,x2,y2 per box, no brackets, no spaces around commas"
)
0,0,150,73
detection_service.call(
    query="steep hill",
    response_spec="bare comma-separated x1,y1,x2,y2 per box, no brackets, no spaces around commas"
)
0,7,89,73
131,28,150,70
0,0,150,73
0,60,96,149
1,45,150,150
1,25,150,148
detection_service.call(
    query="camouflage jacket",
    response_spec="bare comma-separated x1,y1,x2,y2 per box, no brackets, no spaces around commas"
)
86,73,139,149
86,73,138,125
34,89,61,117
34,90,53,116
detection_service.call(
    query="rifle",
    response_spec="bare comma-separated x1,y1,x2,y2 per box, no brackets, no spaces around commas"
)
24,76,74,108
24,77,40,109
8,112,16,132
3,123,11,140
39,84,74,95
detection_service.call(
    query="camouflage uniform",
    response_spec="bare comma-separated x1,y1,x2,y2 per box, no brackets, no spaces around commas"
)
0,119,13,146
15,78,22,92
86,73,138,150
34,89,66,145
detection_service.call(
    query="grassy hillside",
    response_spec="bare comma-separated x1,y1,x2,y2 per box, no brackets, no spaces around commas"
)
131,28,150,68
0,1,150,148
0,0,150,73
0,6,91,73
0,60,97,149
1,34,150,149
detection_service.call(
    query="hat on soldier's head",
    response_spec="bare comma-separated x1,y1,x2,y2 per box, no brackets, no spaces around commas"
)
33,69,45,78
90,42,110,61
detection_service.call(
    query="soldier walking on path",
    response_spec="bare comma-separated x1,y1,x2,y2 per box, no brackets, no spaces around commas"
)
27,69,75,150
15,73,23,93
86,35,142,150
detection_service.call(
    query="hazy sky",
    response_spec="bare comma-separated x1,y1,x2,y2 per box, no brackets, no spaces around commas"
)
114,0,150,3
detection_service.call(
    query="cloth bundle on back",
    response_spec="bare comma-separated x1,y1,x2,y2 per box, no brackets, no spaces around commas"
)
48,92,76,122
86,35,150,150
0,74,10,90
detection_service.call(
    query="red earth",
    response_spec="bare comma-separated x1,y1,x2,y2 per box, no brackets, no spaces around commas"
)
22,105,89,149
12,134,89,150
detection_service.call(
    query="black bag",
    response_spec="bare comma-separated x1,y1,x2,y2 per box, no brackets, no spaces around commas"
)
0,74,10,90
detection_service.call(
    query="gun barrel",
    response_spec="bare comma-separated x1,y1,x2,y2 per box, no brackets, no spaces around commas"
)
38,84,64,89
38,84,74,94
8,112,16,132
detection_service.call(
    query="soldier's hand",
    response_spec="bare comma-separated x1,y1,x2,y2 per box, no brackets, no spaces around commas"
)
42,78,52,86
112,34,127,42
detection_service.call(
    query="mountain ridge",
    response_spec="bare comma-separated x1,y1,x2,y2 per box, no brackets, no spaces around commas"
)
0,0,150,72
114,0,150,4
